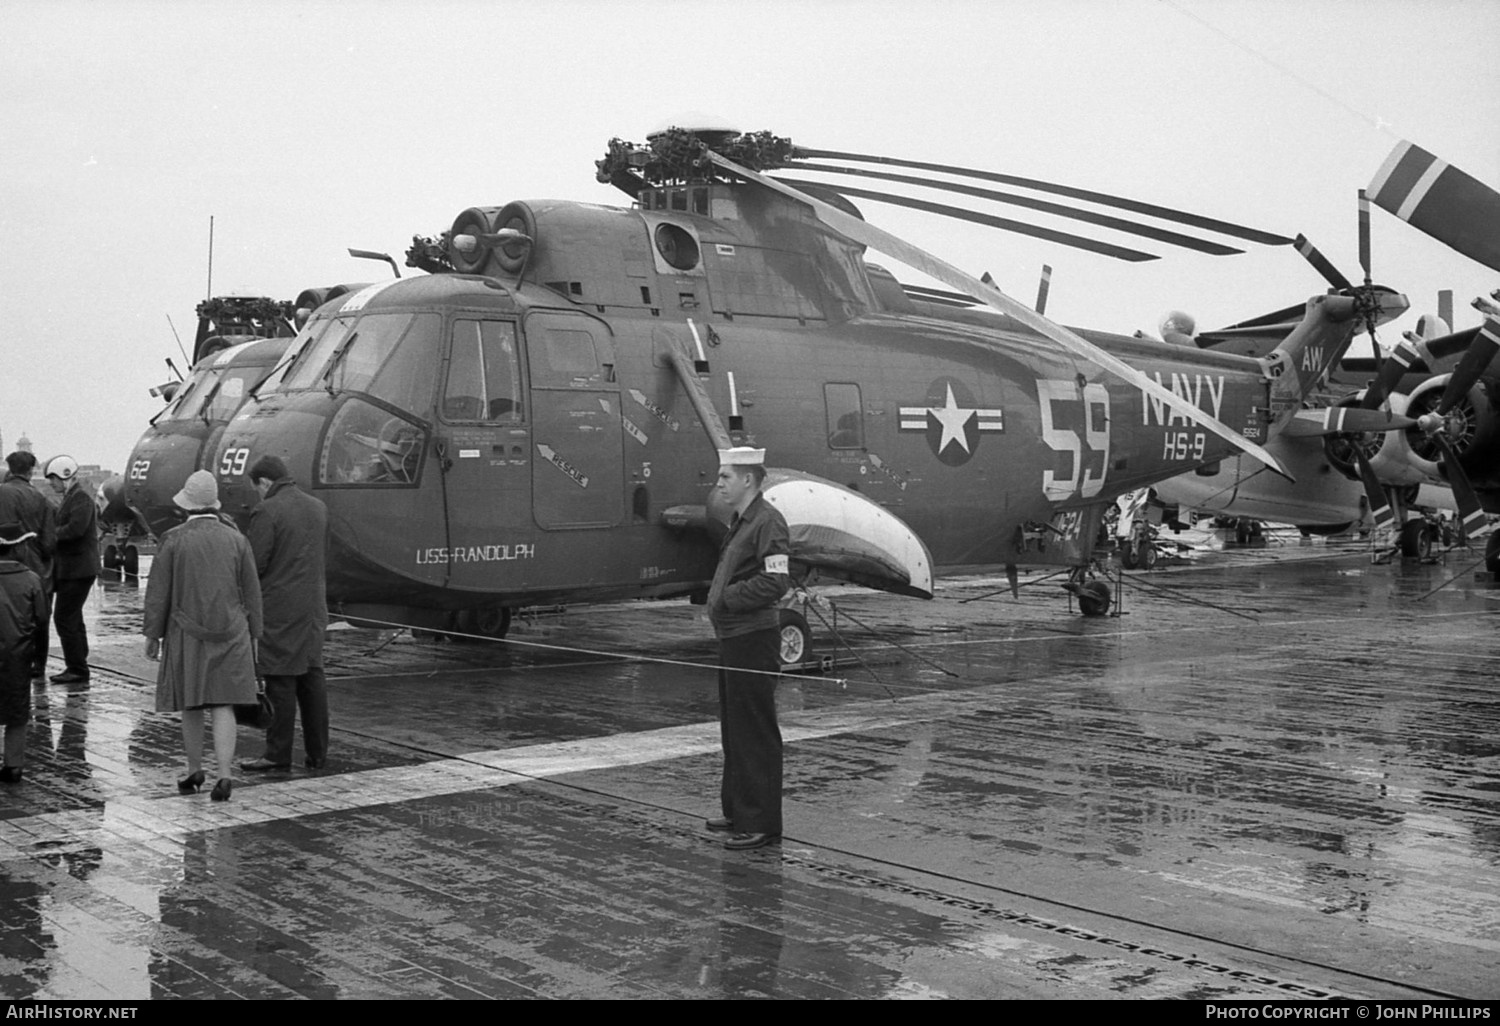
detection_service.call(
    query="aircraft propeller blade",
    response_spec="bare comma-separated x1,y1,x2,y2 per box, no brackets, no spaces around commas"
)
1360,337,1424,409
773,178,1158,261
791,147,1292,246
1368,140,1500,274
1427,309,1500,420
1357,189,1372,284
1281,407,1417,438
1035,264,1052,316
1293,234,1354,292
710,149,1293,479
1354,450,1396,538
781,162,1245,255
1430,433,1493,540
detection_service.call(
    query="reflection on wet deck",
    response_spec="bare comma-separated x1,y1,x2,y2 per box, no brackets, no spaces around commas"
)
2,539,1497,999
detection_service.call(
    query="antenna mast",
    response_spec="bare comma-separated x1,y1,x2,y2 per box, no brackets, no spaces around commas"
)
206,215,214,299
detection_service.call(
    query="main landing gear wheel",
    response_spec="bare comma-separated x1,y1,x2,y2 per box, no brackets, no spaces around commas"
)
1399,520,1433,559
1138,540,1157,570
778,609,811,666
1077,580,1111,617
455,606,512,641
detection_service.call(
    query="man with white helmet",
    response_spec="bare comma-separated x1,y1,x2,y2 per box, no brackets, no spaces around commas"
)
43,456,97,684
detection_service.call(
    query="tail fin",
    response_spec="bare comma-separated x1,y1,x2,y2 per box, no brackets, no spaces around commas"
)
1260,290,1407,416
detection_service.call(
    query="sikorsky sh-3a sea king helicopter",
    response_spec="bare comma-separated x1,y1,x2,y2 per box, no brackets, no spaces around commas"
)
125,124,1418,647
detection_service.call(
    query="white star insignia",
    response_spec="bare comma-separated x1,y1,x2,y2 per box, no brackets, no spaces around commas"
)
929,383,976,455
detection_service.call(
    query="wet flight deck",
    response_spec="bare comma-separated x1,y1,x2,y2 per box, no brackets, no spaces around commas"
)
1,534,1497,1000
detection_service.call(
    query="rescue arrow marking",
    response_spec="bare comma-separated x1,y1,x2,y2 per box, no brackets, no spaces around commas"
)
537,444,589,488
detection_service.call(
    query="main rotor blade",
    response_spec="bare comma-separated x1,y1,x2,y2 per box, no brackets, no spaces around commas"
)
783,162,1244,255
710,150,1292,479
1293,234,1354,292
794,147,1292,246
1368,140,1500,273
774,178,1159,262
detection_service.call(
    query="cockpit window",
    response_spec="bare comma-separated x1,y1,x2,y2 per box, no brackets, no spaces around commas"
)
363,313,442,415
319,397,425,487
280,315,356,392
443,319,523,422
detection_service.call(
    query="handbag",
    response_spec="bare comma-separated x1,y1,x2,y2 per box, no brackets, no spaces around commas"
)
234,678,275,729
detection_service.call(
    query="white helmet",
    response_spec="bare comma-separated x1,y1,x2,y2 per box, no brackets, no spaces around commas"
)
44,455,79,481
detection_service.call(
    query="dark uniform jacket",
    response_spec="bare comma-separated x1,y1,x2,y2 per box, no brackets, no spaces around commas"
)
54,483,98,580
247,479,329,675
0,476,55,580
0,560,45,694
707,493,791,640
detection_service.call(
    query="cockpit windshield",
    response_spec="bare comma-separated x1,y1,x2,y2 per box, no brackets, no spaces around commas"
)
166,366,261,423
272,311,441,416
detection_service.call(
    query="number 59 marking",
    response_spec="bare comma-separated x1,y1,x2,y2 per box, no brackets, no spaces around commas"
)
218,447,251,478
1037,379,1109,501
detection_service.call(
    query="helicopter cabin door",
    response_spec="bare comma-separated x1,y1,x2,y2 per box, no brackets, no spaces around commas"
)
525,310,624,529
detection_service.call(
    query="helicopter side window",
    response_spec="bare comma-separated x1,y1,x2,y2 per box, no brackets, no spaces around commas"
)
824,383,864,449
319,398,425,487
443,319,522,423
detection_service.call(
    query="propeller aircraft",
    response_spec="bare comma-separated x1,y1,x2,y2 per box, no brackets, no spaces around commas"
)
120,125,1426,644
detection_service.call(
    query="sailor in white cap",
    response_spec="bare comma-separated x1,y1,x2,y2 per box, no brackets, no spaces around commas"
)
704,446,791,850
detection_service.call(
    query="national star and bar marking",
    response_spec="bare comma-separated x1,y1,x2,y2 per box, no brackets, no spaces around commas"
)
899,381,1004,459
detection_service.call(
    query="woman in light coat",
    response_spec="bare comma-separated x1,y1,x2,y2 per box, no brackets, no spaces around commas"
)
144,471,262,801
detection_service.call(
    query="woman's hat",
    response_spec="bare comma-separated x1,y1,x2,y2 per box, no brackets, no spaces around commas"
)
0,521,36,546
172,469,221,511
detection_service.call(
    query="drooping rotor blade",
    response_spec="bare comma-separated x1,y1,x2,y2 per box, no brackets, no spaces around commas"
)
793,147,1292,246
773,178,1159,262
1293,234,1354,292
714,150,1292,478
1368,140,1500,273
1035,264,1052,316
1438,290,1454,331
1430,434,1492,539
1281,407,1417,438
782,162,1245,256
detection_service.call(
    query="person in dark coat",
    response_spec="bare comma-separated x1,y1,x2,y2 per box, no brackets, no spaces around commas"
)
145,470,262,802
0,522,47,783
705,446,791,851
43,455,97,684
0,452,55,680
241,455,330,772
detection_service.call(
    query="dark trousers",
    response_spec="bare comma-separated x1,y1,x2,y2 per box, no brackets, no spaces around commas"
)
52,577,93,677
717,628,783,836
31,578,52,676
262,667,329,765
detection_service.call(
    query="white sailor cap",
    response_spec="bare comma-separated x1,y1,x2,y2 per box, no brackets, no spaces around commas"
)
717,446,766,466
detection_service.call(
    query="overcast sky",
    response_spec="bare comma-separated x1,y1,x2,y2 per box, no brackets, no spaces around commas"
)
3,0,1497,474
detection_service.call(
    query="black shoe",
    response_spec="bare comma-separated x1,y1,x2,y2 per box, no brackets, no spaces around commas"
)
241,758,290,772
724,832,778,851
177,770,206,794
50,671,89,684
705,817,734,832
304,756,326,770
210,778,233,802
0,766,22,784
